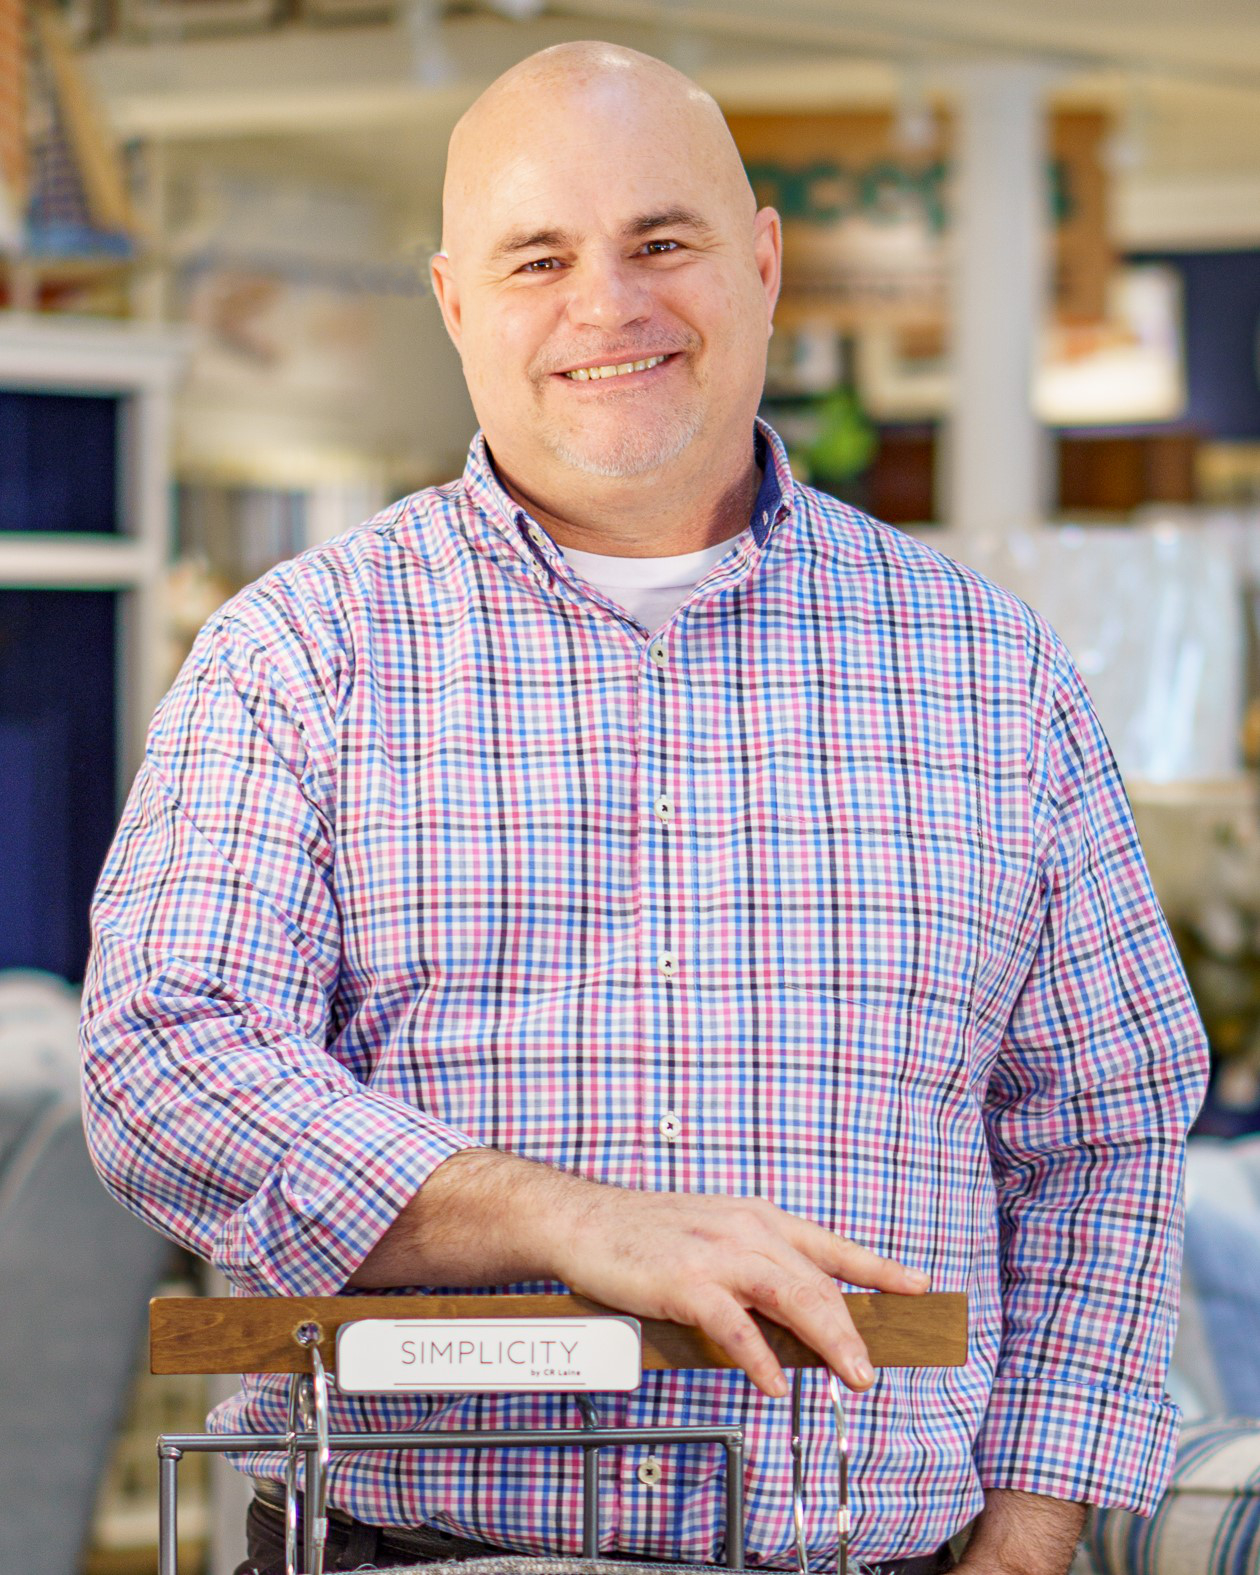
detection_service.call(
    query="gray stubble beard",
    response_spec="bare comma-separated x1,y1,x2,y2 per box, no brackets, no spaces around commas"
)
542,404,705,480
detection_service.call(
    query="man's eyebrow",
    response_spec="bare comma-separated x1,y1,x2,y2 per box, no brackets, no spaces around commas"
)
624,207,715,239
488,227,575,263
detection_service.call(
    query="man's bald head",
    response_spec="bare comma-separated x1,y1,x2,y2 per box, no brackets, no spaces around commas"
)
441,42,755,260
429,39,780,524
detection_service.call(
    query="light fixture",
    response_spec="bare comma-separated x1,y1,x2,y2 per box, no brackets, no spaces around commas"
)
1102,81,1150,175
484,0,545,18
406,0,455,86
893,66,936,154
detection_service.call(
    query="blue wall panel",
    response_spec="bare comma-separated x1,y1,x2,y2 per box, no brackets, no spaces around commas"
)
0,590,118,981
0,392,120,534
1129,249,1260,440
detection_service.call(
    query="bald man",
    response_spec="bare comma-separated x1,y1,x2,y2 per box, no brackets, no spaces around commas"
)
82,41,1206,1575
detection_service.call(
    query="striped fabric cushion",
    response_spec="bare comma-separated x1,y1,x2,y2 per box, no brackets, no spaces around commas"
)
1086,1418,1260,1574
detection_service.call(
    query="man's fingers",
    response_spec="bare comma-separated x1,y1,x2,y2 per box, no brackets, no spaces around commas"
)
735,1259,876,1393
558,1188,930,1395
782,1213,931,1295
693,1291,791,1398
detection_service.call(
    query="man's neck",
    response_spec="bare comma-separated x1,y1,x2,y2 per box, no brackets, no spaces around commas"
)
488,445,763,558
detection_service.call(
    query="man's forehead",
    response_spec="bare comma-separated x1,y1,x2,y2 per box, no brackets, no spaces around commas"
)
443,58,752,259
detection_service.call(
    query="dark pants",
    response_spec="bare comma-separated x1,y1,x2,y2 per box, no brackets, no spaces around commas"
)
235,1490,955,1575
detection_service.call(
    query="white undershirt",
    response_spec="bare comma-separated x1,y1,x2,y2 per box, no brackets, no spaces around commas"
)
559,534,745,631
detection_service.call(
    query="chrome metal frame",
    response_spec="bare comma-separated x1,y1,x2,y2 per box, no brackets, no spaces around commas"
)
157,1354,854,1575
157,1420,748,1575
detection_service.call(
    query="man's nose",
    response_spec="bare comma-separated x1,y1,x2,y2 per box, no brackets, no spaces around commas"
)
564,254,651,329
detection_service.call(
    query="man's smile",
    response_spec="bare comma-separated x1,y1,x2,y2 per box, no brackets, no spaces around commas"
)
549,352,685,387
562,353,670,381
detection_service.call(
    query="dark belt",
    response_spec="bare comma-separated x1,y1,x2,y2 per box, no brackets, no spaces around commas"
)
251,1482,953,1575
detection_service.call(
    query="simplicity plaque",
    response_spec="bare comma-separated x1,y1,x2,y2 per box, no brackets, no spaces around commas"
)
336,1317,643,1394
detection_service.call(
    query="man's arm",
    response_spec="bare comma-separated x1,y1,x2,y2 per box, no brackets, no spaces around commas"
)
955,1491,1086,1575
349,1146,930,1397
973,638,1208,1517
81,607,478,1298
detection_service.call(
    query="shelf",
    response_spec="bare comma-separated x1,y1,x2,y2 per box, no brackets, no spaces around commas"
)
0,534,159,588
0,314,189,395
1127,776,1257,812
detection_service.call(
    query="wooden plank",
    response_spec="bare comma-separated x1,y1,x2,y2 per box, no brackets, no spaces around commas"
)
151,1293,966,1376
34,8,140,237
0,0,26,207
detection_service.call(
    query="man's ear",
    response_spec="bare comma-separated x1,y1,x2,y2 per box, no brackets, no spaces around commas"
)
430,252,463,350
752,207,783,333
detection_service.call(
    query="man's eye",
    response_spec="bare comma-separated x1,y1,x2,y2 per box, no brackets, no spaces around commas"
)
520,257,562,273
641,239,680,255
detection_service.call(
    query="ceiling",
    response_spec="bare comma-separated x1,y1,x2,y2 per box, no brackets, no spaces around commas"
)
84,0,1260,249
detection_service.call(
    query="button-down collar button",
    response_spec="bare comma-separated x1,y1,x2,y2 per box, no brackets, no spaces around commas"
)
654,794,673,825
658,950,676,979
637,1455,663,1487
658,1112,682,1142
527,524,546,545
649,640,668,667
530,563,547,582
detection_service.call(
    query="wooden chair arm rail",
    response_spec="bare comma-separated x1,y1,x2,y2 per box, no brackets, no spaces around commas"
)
150,1292,967,1376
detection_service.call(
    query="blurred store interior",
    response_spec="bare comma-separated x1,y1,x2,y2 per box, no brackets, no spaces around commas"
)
3,0,1260,1570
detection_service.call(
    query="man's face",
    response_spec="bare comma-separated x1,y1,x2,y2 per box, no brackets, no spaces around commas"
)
433,72,781,494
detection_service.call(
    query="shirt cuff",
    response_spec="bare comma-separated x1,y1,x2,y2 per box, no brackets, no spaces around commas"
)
209,1092,480,1296
974,1374,1182,1515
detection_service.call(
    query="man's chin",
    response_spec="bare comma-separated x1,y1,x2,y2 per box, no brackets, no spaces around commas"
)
545,413,703,481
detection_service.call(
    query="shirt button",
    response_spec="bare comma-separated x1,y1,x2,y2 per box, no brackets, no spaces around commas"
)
654,794,673,825
658,950,676,979
649,640,667,667
527,525,546,545
658,1112,682,1142
637,1455,663,1487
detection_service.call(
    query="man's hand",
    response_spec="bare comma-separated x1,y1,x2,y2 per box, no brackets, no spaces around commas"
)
348,1148,929,1396
954,1489,1086,1575
550,1177,928,1396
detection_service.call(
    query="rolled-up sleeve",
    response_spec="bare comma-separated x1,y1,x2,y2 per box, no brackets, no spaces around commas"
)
974,644,1209,1514
80,598,476,1296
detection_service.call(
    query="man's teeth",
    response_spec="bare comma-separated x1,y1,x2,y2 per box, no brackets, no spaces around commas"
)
565,355,667,381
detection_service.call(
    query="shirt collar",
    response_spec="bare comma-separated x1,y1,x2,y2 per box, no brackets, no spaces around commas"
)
459,420,796,562
749,420,792,547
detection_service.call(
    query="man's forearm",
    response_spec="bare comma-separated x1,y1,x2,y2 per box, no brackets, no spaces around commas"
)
956,1489,1085,1575
348,1147,581,1288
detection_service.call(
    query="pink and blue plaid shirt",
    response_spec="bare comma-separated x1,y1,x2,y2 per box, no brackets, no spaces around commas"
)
81,424,1207,1565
